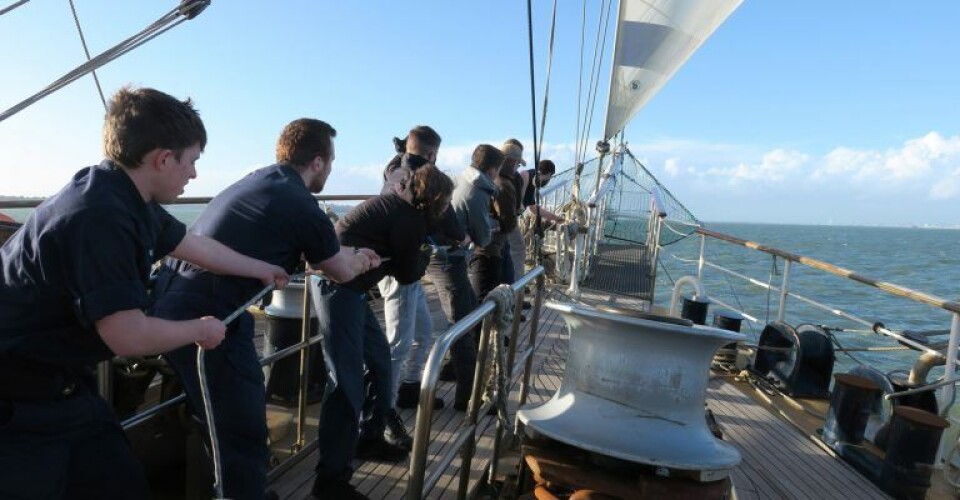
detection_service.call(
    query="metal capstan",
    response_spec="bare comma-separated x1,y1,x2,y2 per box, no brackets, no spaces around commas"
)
518,301,746,473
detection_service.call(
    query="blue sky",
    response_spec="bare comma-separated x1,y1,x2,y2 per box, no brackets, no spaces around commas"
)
1,1,958,226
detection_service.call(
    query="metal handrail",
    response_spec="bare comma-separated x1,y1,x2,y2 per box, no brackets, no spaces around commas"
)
0,193,372,210
687,250,960,366
691,227,960,416
408,266,545,499
697,227,960,315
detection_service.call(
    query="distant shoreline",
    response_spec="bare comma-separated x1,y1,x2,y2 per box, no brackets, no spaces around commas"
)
1,197,956,229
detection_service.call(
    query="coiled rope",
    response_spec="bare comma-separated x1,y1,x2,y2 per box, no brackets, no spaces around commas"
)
481,285,516,436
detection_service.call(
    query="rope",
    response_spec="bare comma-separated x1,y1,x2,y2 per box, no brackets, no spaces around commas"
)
0,0,210,123
67,0,107,110
0,0,29,16
198,280,278,499
482,285,516,438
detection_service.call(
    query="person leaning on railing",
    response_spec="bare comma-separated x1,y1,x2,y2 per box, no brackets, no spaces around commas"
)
149,118,379,500
0,86,289,499
310,165,453,500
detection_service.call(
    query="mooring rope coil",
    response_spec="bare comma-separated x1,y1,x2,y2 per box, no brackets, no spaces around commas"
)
482,285,516,437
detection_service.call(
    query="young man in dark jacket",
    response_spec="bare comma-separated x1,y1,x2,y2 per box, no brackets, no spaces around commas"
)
0,87,288,499
151,118,378,500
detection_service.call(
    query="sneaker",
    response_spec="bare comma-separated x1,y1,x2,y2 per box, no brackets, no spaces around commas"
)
311,478,370,500
384,410,413,451
396,381,445,410
438,361,457,381
355,436,409,462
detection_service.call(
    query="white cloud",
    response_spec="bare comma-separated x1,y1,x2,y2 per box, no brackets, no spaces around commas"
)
704,148,809,184
664,158,680,176
625,132,960,201
812,132,960,189
930,168,960,200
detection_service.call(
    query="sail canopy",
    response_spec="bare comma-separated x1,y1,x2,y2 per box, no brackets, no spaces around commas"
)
603,0,742,140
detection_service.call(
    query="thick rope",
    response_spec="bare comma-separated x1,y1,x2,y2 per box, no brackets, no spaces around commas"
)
0,0,209,123
482,285,516,436
0,0,29,17
198,279,279,499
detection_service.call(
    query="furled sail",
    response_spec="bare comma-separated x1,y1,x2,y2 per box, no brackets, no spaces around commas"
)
603,0,742,140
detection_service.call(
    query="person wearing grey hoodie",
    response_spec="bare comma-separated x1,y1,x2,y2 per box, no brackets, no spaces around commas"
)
428,144,503,410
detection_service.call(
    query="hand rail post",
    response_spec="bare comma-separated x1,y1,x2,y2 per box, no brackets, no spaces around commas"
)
294,277,312,451
776,260,792,322
697,233,706,281
941,312,960,417
457,316,494,500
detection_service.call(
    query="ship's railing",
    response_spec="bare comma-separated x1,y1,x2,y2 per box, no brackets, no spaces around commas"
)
408,266,546,498
655,225,960,455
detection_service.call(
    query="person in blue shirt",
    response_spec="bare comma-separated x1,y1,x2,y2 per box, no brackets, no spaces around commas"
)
151,118,380,500
0,86,288,500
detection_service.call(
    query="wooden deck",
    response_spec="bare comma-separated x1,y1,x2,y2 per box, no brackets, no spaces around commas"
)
263,276,891,499
266,284,571,499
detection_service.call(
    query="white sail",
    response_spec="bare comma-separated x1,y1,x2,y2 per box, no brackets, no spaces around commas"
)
603,0,742,140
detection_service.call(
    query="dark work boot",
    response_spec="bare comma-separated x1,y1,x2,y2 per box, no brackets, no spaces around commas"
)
355,436,409,462
384,409,413,451
438,360,457,381
396,381,445,410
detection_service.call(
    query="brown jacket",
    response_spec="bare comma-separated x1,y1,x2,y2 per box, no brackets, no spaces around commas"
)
477,171,517,256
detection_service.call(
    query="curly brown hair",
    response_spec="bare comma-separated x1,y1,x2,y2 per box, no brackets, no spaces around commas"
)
410,165,453,223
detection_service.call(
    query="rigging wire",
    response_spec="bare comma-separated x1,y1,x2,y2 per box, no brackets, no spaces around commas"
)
531,0,559,267
575,0,609,167
573,0,587,164
67,0,107,110
0,0,29,17
578,0,614,162
525,0,544,264
0,0,210,124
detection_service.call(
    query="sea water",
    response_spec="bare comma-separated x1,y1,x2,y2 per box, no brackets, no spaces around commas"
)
656,222,960,376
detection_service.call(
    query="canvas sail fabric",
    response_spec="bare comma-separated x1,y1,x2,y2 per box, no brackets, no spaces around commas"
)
603,0,742,140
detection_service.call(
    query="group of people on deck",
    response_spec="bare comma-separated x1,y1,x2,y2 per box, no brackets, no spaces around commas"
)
0,86,563,500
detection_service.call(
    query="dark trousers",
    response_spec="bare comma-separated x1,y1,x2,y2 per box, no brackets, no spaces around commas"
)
500,241,515,285
469,251,503,302
152,279,269,500
0,377,150,499
425,253,478,388
311,279,392,483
